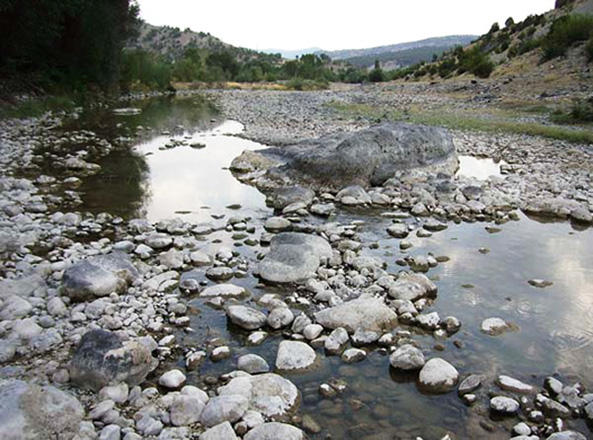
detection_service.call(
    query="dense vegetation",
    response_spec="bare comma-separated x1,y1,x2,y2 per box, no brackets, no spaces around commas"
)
0,0,140,94
541,14,593,60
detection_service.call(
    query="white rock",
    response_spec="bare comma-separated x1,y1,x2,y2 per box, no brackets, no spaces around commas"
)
275,341,317,370
244,422,304,440
238,354,270,374
418,358,459,393
158,370,186,389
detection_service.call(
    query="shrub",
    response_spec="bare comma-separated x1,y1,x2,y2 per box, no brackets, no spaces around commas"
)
587,36,593,62
368,67,385,82
457,47,495,78
541,14,593,60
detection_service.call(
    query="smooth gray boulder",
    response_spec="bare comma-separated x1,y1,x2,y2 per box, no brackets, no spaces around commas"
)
0,379,84,440
69,329,158,391
62,252,138,301
245,122,456,189
244,422,304,440
257,232,332,283
314,295,398,333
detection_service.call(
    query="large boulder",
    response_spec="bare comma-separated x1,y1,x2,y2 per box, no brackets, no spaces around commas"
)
218,373,299,418
69,329,158,391
61,252,138,301
238,122,457,189
0,379,84,440
314,295,398,333
257,233,332,284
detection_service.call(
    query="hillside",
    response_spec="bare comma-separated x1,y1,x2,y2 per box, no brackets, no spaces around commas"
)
319,35,477,61
127,22,280,64
398,0,593,91
342,45,466,70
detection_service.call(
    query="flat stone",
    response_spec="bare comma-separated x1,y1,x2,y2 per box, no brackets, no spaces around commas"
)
227,305,267,330
257,233,332,284
314,295,398,333
200,284,246,298
496,375,534,394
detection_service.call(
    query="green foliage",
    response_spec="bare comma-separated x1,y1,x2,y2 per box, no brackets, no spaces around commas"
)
456,47,494,78
552,98,593,123
505,17,515,28
541,14,593,60
0,0,139,93
489,22,500,34
368,60,385,82
120,50,171,91
508,38,542,58
0,95,77,119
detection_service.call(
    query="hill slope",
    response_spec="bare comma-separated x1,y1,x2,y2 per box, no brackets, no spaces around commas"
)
127,22,280,64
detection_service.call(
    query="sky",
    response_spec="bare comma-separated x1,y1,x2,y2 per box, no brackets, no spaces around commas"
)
137,0,556,51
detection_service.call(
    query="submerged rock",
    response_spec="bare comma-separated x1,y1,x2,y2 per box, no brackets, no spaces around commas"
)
257,232,332,283
0,379,84,440
389,344,425,370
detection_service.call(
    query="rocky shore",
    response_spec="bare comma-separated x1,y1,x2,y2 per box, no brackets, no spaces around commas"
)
0,84,592,440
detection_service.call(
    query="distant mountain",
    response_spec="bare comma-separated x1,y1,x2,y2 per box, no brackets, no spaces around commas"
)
262,48,324,59
318,35,478,62
127,22,280,64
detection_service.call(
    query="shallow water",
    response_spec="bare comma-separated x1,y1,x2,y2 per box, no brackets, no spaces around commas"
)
456,155,505,180
68,96,593,438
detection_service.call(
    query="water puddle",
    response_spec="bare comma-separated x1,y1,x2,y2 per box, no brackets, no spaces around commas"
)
456,155,506,180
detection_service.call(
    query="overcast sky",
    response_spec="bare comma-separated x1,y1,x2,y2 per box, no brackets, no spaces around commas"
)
137,0,556,51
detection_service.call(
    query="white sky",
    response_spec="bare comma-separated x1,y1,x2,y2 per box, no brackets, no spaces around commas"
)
137,0,556,51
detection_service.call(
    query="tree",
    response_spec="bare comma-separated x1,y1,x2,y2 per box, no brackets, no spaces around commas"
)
0,0,140,92
368,59,385,82
505,17,515,28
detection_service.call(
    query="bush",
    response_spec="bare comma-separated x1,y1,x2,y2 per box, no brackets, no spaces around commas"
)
552,98,593,123
541,14,593,60
587,36,593,62
457,47,495,78
368,67,385,82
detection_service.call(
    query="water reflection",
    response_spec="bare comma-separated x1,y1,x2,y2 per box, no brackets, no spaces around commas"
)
134,120,268,223
456,155,505,180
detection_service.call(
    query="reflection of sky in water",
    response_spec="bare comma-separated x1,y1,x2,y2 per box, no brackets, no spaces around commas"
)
456,155,505,180
356,212,593,386
135,120,270,223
